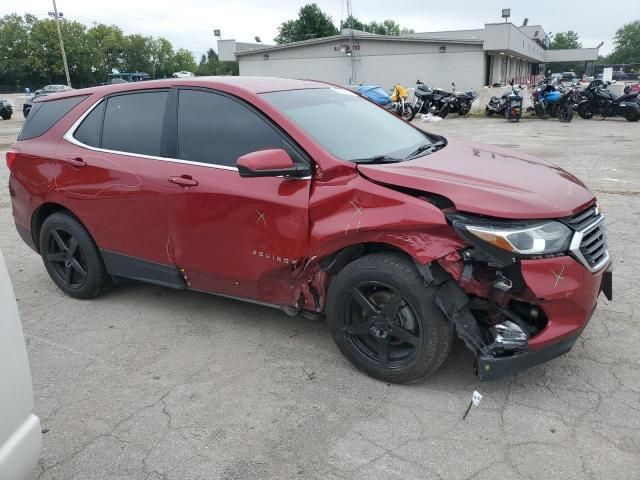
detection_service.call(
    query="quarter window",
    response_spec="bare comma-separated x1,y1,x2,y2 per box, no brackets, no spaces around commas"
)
177,90,286,167
18,95,87,141
101,91,168,156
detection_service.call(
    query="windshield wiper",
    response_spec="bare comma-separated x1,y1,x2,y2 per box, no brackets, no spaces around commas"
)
351,155,403,164
405,140,446,160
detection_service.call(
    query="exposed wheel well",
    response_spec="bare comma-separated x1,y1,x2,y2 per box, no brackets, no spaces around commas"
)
31,203,85,253
321,242,413,276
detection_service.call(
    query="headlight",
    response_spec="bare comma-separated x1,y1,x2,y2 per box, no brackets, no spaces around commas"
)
464,221,572,256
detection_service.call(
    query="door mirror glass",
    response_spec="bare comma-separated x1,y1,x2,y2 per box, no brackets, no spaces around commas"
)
237,149,307,178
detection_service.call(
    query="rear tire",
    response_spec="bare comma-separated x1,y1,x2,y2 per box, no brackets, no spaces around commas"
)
1,114,10,120
39,212,112,299
326,253,453,384
577,103,594,119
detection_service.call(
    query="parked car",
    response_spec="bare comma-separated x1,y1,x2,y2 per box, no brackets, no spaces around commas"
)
0,99,12,120
23,84,74,118
0,250,42,479
172,71,195,78
7,77,612,383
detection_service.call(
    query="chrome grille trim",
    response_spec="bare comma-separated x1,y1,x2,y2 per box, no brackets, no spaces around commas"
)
568,214,610,272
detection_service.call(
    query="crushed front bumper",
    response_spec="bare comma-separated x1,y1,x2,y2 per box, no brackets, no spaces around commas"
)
477,258,612,381
477,311,590,381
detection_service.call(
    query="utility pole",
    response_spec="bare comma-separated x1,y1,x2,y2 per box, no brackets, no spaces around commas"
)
48,0,71,87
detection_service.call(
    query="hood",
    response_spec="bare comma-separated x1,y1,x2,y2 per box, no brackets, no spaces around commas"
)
357,138,595,219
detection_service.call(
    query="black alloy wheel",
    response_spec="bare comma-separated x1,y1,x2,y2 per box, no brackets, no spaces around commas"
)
343,281,422,369
326,253,453,383
44,228,88,289
40,212,112,298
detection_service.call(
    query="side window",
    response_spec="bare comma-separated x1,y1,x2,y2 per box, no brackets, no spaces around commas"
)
101,91,168,156
18,95,87,141
73,101,105,147
177,89,289,167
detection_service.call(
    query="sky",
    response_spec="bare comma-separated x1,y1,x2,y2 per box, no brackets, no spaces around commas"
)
4,0,639,58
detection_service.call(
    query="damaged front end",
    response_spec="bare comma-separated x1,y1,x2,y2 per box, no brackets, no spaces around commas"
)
422,208,611,381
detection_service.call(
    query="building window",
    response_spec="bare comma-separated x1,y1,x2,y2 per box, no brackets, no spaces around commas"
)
439,46,446,53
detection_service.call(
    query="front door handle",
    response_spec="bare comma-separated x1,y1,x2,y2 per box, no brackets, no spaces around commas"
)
67,157,87,167
168,175,198,187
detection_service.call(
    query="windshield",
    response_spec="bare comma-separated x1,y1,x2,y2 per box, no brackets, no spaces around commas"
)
261,88,433,162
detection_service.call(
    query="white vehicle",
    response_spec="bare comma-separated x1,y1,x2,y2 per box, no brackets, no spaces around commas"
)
0,251,41,479
172,71,195,78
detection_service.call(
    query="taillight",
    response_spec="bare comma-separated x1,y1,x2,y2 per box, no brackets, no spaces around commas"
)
6,151,16,170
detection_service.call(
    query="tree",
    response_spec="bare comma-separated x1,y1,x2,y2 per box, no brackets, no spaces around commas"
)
608,20,640,64
171,48,198,74
196,48,237,76
339,15,414,35
549,31,582,49
340,15,365,31
274,3,338,44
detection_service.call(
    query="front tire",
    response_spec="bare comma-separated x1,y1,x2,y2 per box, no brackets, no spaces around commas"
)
326,253,453,384
401,103,414,121
1,114,10,120
559,104,573,122
577,103,594,119
39,212,112,299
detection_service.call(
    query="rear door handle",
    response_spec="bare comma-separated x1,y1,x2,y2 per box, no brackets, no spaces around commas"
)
168,175,198,187
67,157,87,167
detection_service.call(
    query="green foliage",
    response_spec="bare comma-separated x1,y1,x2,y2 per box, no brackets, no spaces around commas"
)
0,13,208,90
196,48,238,76
547,31,583,74
326,11,415,38
274,3,339,44
549,31,582,50
340,15,365,31
608,20,640,64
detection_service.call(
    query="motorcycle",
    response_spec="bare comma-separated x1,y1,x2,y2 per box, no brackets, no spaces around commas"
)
408,80,452,121
486,80,522,121
389,84,413,121
577,80,640,122
505,80,523,122
448,82,478,116
530,78,573,122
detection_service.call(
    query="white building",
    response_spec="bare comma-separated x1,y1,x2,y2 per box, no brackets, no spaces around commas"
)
218,22,599,90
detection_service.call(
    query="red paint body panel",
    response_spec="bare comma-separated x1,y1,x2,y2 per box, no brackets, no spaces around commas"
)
358,139,595,219
8,77,609,368
521,256,608,348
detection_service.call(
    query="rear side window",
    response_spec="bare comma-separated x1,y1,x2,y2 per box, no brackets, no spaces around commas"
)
101,91,168,156
177,89,285,167
18,96,87,141
73,101,105,147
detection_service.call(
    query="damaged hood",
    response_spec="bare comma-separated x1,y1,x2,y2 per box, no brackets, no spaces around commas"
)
357,139,595,219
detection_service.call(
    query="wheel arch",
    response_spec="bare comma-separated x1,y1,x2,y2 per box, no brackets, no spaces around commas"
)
31,202,92,253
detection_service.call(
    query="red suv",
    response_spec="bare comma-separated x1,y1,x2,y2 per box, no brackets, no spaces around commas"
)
7,78,612,383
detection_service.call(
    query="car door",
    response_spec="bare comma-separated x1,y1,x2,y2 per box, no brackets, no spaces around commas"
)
56,90,180,284
164,87,311,305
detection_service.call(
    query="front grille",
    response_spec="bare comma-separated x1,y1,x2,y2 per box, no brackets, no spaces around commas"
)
563,205,609,271
579,220,608,269
562,205,598,231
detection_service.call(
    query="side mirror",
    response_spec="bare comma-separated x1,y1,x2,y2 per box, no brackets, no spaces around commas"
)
237,149,308,178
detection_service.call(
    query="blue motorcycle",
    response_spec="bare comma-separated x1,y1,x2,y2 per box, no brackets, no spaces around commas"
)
531,79,573,122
